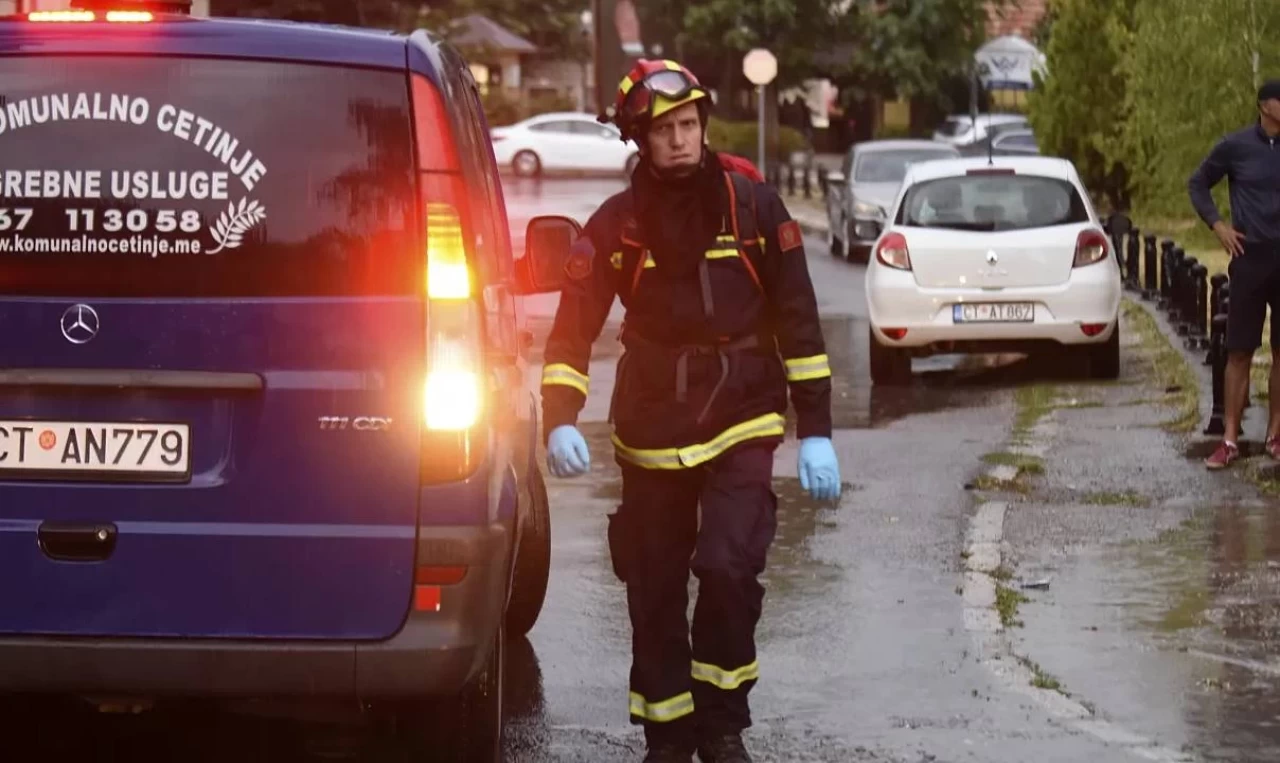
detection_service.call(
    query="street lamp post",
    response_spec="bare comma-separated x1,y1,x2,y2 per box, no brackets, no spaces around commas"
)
742,48,777,173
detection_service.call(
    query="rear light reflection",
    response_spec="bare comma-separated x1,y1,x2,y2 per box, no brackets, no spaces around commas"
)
416,565,468,585
29,10,95,21
413,585,442,612
881,328,909,341
105,10,153,22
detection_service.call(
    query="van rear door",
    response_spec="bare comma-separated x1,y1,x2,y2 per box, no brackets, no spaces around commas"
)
0,55,426,640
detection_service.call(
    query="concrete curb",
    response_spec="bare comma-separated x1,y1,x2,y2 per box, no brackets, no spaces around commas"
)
1122,294,1217,445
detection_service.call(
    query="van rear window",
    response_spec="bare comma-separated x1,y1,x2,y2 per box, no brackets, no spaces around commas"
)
0,57,419,297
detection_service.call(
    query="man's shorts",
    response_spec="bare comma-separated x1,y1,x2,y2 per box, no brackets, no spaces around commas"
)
1227,242,1280,352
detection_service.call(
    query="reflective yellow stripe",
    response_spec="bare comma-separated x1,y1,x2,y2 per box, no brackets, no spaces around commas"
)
612,412,786,470
612,251,655,270
705,248,739,260
541,363,589,395
619,75,636,95
784,354,832,382
629,690,695,722
662,59,683,72
691,660,760,691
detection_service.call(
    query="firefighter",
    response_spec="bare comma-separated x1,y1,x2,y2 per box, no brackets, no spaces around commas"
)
540,59,841,763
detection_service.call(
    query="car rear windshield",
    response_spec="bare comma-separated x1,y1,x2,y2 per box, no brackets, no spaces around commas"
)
854,150,956,183
0,56,418,297
896,173,1089,232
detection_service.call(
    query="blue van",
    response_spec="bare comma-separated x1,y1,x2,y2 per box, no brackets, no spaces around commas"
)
0,2,568,758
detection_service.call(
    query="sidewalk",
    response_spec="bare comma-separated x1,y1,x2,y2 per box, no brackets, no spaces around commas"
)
964,297,1280,761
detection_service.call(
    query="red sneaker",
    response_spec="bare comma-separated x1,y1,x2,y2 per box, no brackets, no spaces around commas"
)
1267,436,1280,460
1205,441,1240,470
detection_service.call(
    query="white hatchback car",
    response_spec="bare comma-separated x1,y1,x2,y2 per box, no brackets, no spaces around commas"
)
490,112,639,177
864,156,1121,385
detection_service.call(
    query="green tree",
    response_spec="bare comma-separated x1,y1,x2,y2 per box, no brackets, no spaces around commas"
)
1121,0,1280,216
1027,0,1134,211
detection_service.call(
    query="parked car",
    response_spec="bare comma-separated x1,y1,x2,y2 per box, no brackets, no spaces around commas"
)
865,156,1121,385
958,124,1041,158
491,111,640,177
0,4,557,760
824,140,962,263
932,113,1028,150
988,128,1040,156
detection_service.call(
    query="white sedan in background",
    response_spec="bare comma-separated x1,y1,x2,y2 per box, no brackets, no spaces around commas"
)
865,156,1121,385
490,112,640,177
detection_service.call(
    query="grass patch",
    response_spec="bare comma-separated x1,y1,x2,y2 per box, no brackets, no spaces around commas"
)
991,565,1015,582
1122,300,1199,432
996,584,1029,629
971,474,1032,494
1014,384,1062,434
1080,489,1149,507
981,451,1046,475
1015,656,1067,694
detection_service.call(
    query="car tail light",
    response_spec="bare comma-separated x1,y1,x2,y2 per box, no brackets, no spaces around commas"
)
881,328,909,341
876,232,911,270
412,74,487,484
1073,229,1109,267
1080,323,1108,337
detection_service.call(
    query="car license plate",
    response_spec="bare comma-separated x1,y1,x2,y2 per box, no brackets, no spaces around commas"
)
0,421,190,480
953,303,1035,323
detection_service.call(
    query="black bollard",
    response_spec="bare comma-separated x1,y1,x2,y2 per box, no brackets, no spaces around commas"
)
1187,263,1208,349
1158,239,1175,308
1177,255,1199,336
1204,313,1228,436
1126,232,1141,289
1169,247,1187,325
1206,273,1229,364
1126,228,1141,288
1143,235,1159,298
802,167,812,199
786,164,795,195
819,168,829,199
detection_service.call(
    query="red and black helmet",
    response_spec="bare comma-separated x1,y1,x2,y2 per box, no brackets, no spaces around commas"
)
600,59,710,142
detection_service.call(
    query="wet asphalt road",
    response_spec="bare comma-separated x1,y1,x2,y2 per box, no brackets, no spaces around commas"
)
7,177,1278,762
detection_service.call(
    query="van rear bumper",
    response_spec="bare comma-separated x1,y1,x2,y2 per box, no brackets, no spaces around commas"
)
0,522,511,700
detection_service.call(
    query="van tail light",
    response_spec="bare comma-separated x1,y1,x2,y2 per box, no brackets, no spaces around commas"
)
413,74,487,484
1073,229,1109,268
876,232,912,270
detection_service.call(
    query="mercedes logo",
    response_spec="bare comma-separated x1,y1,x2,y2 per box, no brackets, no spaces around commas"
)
60,304,100,345
986,250,999,265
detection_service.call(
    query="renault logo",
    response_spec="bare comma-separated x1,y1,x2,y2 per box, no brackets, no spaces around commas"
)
986,250,999,265
60,304,99,345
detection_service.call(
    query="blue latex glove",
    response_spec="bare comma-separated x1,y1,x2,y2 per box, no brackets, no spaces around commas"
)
547,425,590,478
798,437,841,501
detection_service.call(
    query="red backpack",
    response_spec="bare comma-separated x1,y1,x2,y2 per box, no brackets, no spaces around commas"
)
717,153,765,182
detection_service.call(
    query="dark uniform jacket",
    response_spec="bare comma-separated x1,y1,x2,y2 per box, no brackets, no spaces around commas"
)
540,164,832,470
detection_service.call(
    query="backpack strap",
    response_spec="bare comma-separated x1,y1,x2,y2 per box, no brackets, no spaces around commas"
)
723,171,765,292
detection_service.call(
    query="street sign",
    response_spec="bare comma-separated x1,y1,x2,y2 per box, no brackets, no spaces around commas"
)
742,49,777,86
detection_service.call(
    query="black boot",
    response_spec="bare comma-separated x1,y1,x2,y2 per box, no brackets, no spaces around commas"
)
697,732,752,763
644,743,695,762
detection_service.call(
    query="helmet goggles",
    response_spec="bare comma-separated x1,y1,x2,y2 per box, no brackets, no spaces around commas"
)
619,68,707,124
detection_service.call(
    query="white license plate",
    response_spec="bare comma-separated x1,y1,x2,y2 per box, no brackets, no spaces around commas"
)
953,303,1035,323
0,421,190,479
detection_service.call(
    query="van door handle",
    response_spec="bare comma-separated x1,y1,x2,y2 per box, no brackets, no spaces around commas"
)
38,522,118,562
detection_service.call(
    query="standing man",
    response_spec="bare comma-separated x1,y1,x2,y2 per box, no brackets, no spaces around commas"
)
1189,79,1280,469
539,59,842,762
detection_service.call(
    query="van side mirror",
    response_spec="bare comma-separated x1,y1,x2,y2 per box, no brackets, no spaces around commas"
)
514,215,583,295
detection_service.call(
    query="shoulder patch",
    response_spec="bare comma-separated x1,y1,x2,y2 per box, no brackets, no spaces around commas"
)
565,235,595,280
778,220,804,253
